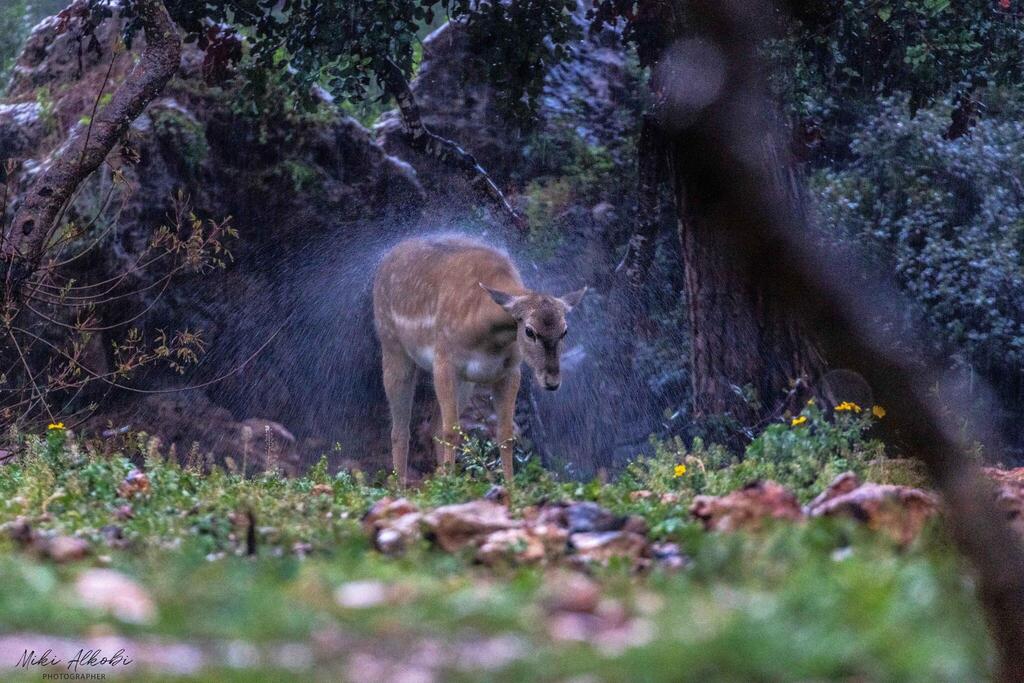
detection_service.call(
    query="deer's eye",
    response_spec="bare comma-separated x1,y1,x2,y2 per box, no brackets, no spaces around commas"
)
560,328,568,340
524,326,536,341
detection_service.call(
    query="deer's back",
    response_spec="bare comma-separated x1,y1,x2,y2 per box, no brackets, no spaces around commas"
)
373,236,523,372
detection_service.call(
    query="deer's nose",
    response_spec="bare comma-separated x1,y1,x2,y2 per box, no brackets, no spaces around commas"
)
544,379,560,391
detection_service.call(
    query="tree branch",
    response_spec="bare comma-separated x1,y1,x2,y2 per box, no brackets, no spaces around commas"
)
380,58,526,231
3,0,181,293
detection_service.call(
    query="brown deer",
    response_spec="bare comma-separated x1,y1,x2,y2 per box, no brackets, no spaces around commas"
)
373,235,586,485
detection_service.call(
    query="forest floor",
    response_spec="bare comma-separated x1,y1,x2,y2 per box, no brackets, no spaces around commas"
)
0,416,1000,682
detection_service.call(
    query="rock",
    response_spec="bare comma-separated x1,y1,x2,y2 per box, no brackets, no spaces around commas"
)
7,2,425,470
362,498,423,555
804,471,861,513
985,467,1024,537
542,571,603,615
117,469,151,499
476,528,548,566
629,490,653,501
807,480,938,545
645,542,690,572
484,485,510,506
691,480,804,532
5,516,34,545
46,536,91,563
569,530,648,566
476,523,569,566
100,525,130,550
375,512,425,556
422,499,522,552
74,569,156,624
0,102,44,158
335,580,389,609
564,501,626,534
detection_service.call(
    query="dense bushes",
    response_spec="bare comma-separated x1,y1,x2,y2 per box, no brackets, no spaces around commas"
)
812,94,1024,385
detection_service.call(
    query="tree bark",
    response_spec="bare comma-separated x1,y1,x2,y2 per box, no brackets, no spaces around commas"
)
3,0,181,291
675,180,822,429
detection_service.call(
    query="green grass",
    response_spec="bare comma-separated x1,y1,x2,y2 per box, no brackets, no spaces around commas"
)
0,423,994,681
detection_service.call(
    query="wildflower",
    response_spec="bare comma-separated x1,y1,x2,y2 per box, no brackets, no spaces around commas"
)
807,398,815,405
872,405,886,419
835,401,862,413
673,464,687,478
47,422,65,430
791,415,808,426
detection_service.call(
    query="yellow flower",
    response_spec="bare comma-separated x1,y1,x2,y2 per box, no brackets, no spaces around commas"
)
872,405,886,419
806,398,815,405
791,415,808,426
835,401,862,413
673,464,687,478
47,422,65,430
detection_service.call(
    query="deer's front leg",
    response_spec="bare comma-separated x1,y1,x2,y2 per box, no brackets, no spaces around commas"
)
494,368,521,485
432,354,460,469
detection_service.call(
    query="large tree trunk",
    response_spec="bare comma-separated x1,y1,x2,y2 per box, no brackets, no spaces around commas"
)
675,181,822,429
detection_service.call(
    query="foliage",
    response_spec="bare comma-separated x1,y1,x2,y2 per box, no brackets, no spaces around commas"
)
621,401,886,508
0,0,26,88
0,187,233,431
765,0,1024,160
150,106,209,176
102,0,577,122
812,94,1024,377
0,426,990,680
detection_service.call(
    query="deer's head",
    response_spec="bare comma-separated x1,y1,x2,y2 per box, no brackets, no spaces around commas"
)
481,284,587,391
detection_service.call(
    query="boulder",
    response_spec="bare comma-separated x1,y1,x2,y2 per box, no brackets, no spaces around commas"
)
691,480,804,532
422,499,522,552
806,472,939,546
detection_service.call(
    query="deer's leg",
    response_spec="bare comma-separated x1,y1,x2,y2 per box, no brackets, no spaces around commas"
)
432,354,460,469
381,345,416,485
493,368,521,485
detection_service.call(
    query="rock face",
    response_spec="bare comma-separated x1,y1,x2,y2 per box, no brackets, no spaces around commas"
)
3,2,424,471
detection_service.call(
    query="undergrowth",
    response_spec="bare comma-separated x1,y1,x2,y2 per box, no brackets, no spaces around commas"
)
0,409,989,681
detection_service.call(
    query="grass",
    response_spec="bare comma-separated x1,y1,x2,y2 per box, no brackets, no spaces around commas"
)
0,417,994,681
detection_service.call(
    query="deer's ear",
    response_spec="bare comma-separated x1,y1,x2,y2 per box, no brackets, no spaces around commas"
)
558,286,588,312
480,283,522,312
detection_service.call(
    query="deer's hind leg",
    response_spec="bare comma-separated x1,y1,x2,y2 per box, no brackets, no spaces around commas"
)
381,344,417,485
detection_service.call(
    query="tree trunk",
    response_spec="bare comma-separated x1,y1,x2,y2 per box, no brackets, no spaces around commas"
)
675,177,822,430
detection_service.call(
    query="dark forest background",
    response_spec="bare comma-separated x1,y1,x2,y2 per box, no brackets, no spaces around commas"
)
1,0,1022,476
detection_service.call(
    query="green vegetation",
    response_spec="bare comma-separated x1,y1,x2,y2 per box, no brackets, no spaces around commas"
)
0,416,990,680
151,106,209,175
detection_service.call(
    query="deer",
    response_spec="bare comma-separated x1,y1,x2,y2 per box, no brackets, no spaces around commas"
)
373,235,586,485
